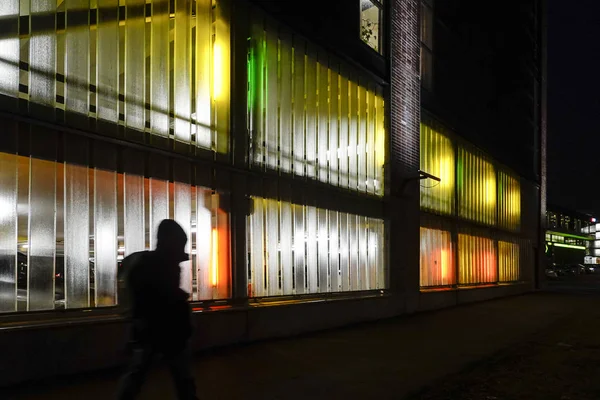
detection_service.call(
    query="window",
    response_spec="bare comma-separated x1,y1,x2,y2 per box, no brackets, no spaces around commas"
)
420,123,455,215
420,227,455,287
457,148,496,226
0,151,230,313
498,171,521,232
360,0,383,53
0,0,230,152
458,234,497,285
247,198,386,297
248,18,386,195
420,0,433,90
499,241,520,282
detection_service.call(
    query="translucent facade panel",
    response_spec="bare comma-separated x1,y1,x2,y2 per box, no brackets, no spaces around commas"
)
28,159,56,311
0,2,20,103
420,227,455,287
458,148,496,225
0,153,18,312
64,164,90,308
94,169,117,307
0,1,229,151
174,183,192,295
458,234,497,285
248,19,385,195
498,171,521,232
420,124,455,215
360,0,381,52
29,0,57,109
248,198,385,297
65,0,90,116
149,179,169,249
499,241,520,282
123,174,145,256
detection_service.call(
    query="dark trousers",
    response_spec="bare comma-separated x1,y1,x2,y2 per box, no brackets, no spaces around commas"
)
117,342,198,400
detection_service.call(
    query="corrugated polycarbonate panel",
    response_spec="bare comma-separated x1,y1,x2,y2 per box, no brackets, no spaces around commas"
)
420,227,455,287
97,0,119,122
174,0,191,143
498,171,521,232
247,18,385,193
458,148,496,226
65,163,90,308
248,198,385,297
195,0,212,148
420,124,455,215
125,0,146,131
65,0,90,116
149,178,169,249
214,0,230,154
174,183,192,295
29,0,56,109
94,169,117,306
124,174,145,255
150,0,169,137
195,189,211,300
499,241,520,282
0,2,20,103
28,158,56,311
0,152,18,312
458,234,497,285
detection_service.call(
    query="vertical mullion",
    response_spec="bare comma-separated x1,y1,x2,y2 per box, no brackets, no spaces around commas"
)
97,0,119,123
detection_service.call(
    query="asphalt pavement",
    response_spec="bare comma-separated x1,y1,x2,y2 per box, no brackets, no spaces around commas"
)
4,276,600,400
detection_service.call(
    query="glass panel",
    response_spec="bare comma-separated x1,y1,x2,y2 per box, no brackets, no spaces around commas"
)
266,199,280,296
0,1,20,103
329,69,339,187
124,174,145,255
498,171,521,232
317,58,329,183
349,214,359,290
195,188,212,300
279,32,293,174
195,0,212,148
458,148,496,225
64,163,90,308
367,218,377,289
420,227,454,287
149,178,169,249
28,158,56,311
280,200,293,294
360,0,381,52
366,89,375,194
124,0,145,130
374,94,385,195
293,203,305,294
214,0,230,154
305,48,317,179
357,83,367,193
174,0,192,143
94,168,117,306
317,208,329,292
29,0,57,109
97,0,119,122
65,0,90,116
0,152,18,312
348,79,358,191
339,74,349,190
499,241,520,282
458,234,497,285
329,210,339,292
420,123,454,214
150,0,170,136
174,183,192,295
249,18,265,165
265,23,279,170
306,205,318,293
339,212,350,291
292,36,306,177
250,198,265,297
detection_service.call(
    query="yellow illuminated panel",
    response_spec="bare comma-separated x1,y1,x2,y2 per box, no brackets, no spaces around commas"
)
498,171,521,232
499,241,520,282
458,234,497,284
420,227,455,287
458,148,496,225
420,123,455,214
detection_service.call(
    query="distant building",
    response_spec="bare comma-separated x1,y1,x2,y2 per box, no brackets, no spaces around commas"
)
545,205,594,265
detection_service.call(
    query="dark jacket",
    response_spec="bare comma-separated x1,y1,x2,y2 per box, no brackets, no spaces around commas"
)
120,250,193,353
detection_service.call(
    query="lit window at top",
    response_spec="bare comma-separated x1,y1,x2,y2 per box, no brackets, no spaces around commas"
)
360,0,383,53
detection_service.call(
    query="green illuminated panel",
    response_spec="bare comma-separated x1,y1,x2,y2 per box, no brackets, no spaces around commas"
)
550,243,586,250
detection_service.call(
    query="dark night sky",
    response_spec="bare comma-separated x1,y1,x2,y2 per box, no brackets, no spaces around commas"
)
547,0,600,216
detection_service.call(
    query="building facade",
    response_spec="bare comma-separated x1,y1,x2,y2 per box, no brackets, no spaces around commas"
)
545,205,593,265
0,0,545,385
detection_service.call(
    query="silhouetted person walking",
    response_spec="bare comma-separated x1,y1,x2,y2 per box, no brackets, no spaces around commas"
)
117,219,198,400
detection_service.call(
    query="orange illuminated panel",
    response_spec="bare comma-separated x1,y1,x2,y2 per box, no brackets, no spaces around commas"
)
458,234,497,285
420,227,455,287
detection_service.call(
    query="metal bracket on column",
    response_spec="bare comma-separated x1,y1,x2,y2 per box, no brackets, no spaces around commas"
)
396,169,440,197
